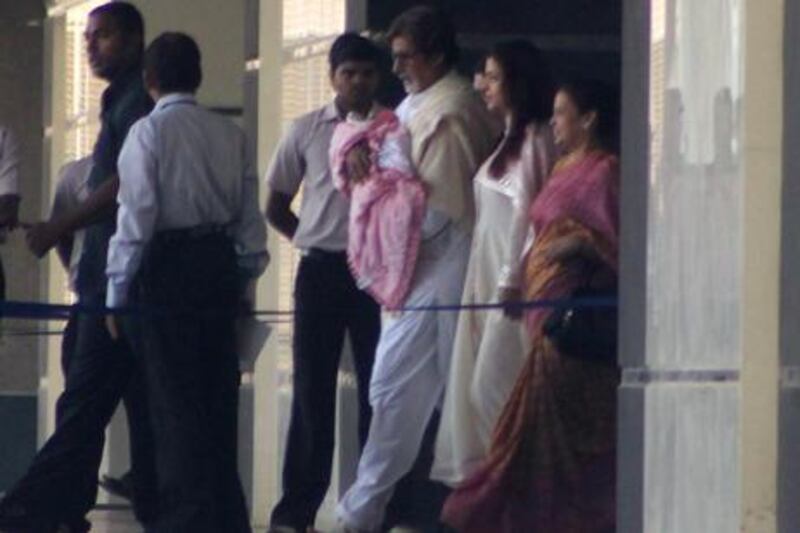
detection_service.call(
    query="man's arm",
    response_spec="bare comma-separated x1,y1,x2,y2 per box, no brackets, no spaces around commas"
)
106,120,158,309
263,117,306,242
265,190,298,241
26,177,118,258
55,236,74,271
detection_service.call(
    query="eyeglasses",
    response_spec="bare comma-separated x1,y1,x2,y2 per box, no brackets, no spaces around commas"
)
391,51,421,64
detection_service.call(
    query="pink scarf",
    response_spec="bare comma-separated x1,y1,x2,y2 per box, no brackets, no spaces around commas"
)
530,151,619,252
524,150,620,334
330,109,426,309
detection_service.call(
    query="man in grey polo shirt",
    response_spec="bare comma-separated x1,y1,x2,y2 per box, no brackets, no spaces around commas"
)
264,34,383,533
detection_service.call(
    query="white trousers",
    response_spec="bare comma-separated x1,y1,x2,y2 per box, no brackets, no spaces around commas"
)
431,306,531,486
336,225,471,531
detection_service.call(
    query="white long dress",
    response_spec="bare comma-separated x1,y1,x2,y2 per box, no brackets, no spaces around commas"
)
432,124,555,486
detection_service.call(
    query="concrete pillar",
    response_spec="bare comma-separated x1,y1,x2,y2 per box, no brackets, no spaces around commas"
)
0,0,45,493
619,0,784,531
779,0,800,531
247,1,283,527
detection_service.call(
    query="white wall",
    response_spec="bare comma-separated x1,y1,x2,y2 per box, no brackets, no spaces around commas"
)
130,0,245,109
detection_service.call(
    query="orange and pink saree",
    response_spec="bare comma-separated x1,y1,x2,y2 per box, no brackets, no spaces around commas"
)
442,150,620,533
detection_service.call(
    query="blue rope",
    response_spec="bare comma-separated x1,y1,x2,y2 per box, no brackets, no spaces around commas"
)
0,296,617,322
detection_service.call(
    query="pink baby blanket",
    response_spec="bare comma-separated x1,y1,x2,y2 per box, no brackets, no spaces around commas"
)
329,108,426,309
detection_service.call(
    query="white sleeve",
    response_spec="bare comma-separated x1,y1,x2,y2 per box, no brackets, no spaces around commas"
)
106,119,158,308
377,127,415,175
497,127,551,289
0,127,20,197
50,167,75,219
50,158,91,218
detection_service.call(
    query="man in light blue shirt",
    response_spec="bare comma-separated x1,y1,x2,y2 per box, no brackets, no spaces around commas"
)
106,32,267,533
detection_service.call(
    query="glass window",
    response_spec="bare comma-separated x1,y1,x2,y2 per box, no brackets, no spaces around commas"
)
63,1,107,165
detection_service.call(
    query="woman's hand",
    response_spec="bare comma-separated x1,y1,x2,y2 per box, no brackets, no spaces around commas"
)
345,142,371,184
544,234,588,264
499,286,523,320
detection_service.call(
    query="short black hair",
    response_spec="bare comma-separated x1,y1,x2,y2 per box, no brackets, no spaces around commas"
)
329,32,383,72
387,6,459,68
90,2,144,45
144,32,203,93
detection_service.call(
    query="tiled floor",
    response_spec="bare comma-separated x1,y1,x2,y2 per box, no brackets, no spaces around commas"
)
86,510,141,533
86,510,271,532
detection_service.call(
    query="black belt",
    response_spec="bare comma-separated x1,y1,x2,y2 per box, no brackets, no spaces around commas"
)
302,247,347,261
155,224,231,243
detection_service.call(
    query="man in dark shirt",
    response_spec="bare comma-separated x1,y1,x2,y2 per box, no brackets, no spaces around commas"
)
0,4,156,532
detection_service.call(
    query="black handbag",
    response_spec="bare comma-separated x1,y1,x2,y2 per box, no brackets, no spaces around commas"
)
542,283,618,364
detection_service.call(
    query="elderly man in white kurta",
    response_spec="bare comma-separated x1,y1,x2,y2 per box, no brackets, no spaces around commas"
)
336,7,499,532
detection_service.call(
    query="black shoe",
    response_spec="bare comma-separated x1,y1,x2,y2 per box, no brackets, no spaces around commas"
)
98,472,133,501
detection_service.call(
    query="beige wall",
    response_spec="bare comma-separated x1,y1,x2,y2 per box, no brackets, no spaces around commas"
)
619,0,785,530
0,0,45,394
130,0,245,109
741,0,783,529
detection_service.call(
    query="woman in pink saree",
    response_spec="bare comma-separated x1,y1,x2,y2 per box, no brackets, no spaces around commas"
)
442,79,620,533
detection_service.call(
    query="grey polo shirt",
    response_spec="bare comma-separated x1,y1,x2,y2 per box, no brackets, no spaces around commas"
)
265,101,349,252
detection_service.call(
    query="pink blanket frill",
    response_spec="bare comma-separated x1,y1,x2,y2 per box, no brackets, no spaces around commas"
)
330,110,426,309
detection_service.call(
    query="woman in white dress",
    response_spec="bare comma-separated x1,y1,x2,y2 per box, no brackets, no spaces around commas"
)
432,40,557,486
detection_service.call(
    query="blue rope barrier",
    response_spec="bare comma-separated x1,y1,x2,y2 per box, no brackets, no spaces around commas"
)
0,296,617,323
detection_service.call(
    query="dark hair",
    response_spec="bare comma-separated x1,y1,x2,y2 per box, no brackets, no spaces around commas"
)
90,2,144,45
486,40,554,178
329,32,384,72
473,53,488,76
557,78,620,152
387,6,459,68
144,32,202,93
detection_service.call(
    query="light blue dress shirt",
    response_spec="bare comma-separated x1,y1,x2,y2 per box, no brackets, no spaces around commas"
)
106,93,268,308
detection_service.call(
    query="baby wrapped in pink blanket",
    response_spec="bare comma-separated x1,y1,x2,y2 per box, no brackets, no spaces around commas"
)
329,107,426,309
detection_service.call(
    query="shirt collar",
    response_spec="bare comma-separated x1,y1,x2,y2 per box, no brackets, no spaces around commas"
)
101,65,142,111
346,103,381,123
398,69,458,122
321,100,341,123
154,93,197,112
417,69,456,98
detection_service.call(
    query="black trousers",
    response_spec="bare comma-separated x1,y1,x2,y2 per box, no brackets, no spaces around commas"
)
3,298,157,527
270,250,380,530
129,230,250,533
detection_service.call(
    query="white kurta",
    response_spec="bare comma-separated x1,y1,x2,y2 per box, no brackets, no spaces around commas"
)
431,125,555,486
336,72,499,531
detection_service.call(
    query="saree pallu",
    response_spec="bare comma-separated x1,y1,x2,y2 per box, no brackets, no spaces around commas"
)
441,215,619,533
